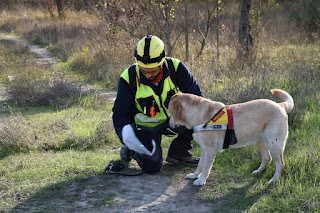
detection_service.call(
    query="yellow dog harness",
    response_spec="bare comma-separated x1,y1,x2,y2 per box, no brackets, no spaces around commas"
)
193,107,228,132
193,106,237,149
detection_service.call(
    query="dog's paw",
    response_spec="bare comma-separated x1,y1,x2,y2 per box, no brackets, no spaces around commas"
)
267,177,279,185
252,169,262,174
193,178,206,186
186,173,199,179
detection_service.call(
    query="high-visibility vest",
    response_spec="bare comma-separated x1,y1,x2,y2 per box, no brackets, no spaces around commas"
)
121,57,180,128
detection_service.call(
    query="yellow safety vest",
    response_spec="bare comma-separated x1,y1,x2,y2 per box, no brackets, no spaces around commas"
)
121,58,180,128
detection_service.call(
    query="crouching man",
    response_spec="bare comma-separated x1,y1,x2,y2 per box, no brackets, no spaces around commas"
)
112,35,202,174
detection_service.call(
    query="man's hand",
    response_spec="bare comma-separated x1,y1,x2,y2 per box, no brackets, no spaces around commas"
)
121,124,156,156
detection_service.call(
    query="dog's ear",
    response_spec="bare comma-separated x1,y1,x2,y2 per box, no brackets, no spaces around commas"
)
169,94,186,123
170,96,181,118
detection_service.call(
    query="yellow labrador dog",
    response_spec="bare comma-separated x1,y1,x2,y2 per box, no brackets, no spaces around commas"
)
169,89,294,186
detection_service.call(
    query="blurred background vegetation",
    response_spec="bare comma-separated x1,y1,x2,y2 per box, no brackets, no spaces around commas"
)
0,1,319,212
1,0,319,127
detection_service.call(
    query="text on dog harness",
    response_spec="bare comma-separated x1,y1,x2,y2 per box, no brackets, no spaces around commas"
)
193,107,228,132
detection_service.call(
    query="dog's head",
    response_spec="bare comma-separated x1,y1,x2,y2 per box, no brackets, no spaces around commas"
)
168,93,225,129
168,93,187,128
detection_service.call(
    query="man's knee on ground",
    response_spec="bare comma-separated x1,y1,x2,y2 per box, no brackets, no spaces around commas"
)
139,158,162,174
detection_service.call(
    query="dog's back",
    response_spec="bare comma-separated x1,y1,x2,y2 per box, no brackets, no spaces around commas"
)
231,89,293,146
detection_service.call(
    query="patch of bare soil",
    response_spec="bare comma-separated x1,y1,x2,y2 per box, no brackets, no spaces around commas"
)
90,163,214,213
13,161,215,213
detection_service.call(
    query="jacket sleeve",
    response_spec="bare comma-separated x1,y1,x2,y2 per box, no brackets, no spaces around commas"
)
175,61,202,96
112,77,135,140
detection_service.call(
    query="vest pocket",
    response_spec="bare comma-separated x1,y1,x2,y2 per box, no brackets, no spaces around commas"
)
137,96,159,117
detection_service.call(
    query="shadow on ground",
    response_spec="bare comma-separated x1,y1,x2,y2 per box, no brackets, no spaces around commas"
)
10,162,263,213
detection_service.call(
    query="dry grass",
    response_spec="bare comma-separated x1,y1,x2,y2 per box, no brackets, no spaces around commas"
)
10,74,82,106
0,115,41,157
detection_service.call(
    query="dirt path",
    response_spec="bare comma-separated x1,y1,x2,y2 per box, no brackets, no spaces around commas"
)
12,161,217,212
0,32,116,102
0,32,57,67
0,32,218,212
88,163,214,213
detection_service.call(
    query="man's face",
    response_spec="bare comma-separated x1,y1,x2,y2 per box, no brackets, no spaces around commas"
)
139,66,161,81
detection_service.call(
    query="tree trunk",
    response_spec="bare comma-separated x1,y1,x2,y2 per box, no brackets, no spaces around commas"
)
215,0,219,64
237,0,253,61
55,0,63,17
46,0,54,17
184,0,189,62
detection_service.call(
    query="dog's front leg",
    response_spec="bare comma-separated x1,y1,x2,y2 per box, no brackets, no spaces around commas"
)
186,145,205,180
193,147,217,186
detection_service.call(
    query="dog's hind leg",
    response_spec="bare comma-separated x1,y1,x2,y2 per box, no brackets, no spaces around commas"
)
266,129,287,184
252,139,272,174
267,143,285,184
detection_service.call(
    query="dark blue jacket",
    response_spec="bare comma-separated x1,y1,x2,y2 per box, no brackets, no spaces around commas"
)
112,60,202,139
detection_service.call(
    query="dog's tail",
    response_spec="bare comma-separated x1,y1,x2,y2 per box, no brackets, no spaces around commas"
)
271,89,294,113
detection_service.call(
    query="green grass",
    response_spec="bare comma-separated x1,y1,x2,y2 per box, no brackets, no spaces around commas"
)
0,150,118,212
2,93,317,212
199,103,320,212
0,102,116,155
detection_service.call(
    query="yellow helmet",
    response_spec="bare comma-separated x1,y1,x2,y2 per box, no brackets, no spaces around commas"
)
134,35,166,68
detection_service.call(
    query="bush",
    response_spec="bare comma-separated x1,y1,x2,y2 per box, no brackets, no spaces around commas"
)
9,74,82,107
288,0,320,33
0,115,39,158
